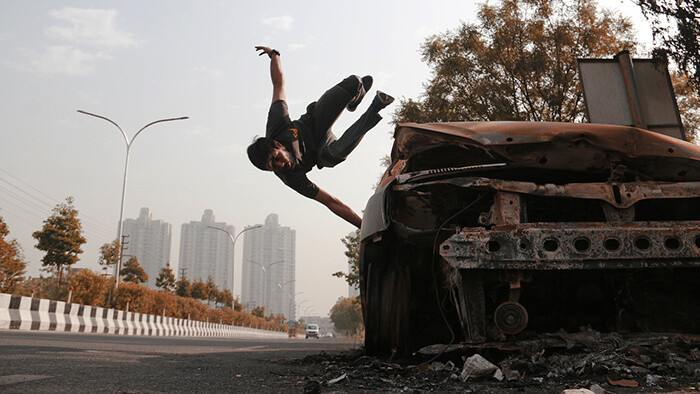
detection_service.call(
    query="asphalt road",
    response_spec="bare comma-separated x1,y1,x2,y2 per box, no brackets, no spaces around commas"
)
0,330,359,392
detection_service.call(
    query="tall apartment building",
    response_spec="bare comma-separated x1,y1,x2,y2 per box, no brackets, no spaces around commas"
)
178,209,234,292
241,214,296,320
121,208,172,289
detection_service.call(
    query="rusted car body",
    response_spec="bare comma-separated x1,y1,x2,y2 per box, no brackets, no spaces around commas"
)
359,121,700,355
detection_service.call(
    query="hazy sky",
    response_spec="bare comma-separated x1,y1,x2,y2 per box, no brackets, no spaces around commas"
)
0,0,652,317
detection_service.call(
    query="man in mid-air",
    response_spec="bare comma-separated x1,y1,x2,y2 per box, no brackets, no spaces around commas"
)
247,46,394,228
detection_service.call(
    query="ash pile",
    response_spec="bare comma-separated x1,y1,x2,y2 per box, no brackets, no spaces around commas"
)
297,329,699,393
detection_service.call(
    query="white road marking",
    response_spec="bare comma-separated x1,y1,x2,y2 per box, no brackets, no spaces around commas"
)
233,345,269,352
0,375,51,386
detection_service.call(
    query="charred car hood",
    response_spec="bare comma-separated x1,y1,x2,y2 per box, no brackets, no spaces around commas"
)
393,122,700,182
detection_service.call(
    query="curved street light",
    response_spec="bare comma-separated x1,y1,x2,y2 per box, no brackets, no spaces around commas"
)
300,305,313,317
276,279,297,319
277,279,296,289
78,110,188,289
277,279,296,299
295,299,309,317
208,225,261,309
248,259,285,308
290,291,303,302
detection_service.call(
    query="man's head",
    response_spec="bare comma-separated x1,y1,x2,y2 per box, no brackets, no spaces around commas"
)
247,137,293,172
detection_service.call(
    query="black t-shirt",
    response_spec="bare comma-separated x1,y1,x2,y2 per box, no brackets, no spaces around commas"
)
266,100,319,198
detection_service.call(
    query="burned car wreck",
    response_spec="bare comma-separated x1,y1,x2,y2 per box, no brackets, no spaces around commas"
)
359,121,700,355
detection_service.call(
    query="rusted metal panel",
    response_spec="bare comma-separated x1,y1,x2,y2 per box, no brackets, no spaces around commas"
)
440,221,700,270
359,180,393,243
392,122,700,181
451,271,487,343
486,192,521,226
395,163,507,184
394,177,700,209
394,122,699,157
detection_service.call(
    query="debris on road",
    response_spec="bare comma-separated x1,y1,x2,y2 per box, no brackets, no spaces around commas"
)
325,372,347,385
302,380,321,394
589,383,605,394
607,376,639,388
282,329,700,392
430,360,456,372
460,354,499,381
503,368,520,381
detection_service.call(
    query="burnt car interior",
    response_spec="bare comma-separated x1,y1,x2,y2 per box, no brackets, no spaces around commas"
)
360,123,700,355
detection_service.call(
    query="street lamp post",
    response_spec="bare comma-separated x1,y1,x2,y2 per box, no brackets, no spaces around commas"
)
277,279,296,319
248,261,267,308
290,291,303,303
296,299,309,318
277,279,296,301
300,305,313,317
248,260,285,309
77,110,188,289
277,279,296,289
207,225,261,310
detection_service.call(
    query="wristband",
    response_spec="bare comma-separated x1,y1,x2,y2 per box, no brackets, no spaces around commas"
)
269,49,280,58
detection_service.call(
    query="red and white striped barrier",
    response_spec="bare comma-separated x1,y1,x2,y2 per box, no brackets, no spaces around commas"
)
0,293,286,338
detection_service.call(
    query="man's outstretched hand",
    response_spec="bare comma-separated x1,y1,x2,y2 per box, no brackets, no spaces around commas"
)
257,45,285,101
255,46,273,56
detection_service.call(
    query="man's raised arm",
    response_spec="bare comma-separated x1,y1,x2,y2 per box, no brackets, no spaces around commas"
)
314,188,362,228
255,46,286,102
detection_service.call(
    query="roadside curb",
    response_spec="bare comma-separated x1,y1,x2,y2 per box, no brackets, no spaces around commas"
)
0,293,286,338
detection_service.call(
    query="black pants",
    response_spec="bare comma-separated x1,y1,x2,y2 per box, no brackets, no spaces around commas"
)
299,75,382,169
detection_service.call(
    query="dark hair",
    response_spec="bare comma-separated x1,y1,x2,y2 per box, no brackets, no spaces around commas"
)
247,137,278,170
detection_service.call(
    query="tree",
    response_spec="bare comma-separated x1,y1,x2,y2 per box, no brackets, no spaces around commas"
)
394,0,637,124
672,71,700,143
0,216,27,293
190,280,209,301
332,229,360,290
216,289,234,309
120,256,148,284
175,277,191,298
205,277,218,305
20,276,54,299
98,239,120,274
113,282,150,312
251,306,266,318
155,264,176,292
69,269,109,306
33,197,86,285
634,0,700,90
330,296,363,335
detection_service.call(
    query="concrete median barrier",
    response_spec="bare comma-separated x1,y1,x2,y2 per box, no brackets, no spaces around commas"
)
0,293,286,339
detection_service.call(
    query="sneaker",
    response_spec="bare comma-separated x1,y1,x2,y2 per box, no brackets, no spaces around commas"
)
347,75,373,112
375,90,394,106
369,90,395,112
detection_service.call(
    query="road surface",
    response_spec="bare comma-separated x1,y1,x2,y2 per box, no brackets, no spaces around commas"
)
0,330,359,392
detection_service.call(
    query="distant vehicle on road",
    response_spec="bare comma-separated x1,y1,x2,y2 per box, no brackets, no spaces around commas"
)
305,324,319,339
321,332,334,338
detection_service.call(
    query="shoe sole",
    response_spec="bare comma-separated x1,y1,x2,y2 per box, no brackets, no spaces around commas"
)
362,75,373,91
376,90,395,105
347,75,373,112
